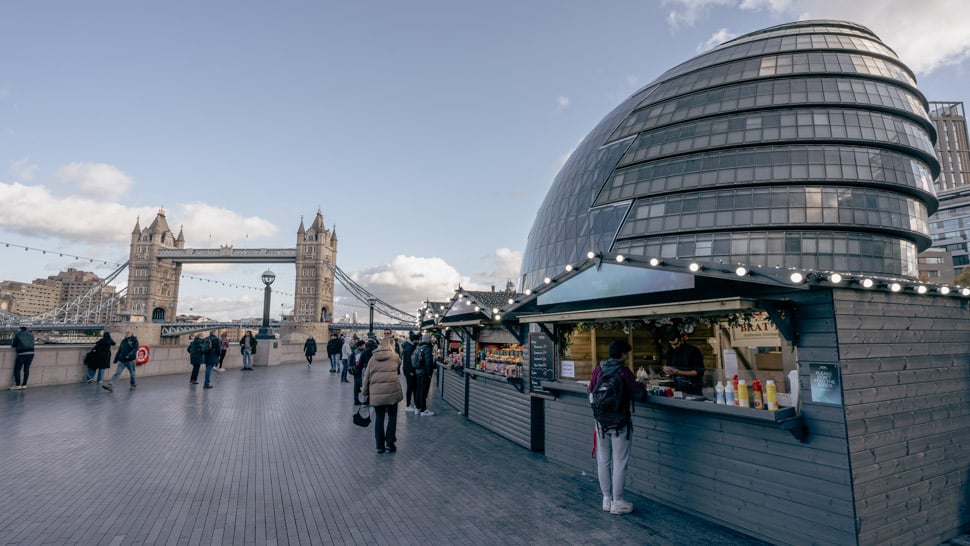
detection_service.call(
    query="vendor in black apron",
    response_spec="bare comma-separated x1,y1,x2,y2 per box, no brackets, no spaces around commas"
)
662,332,705,395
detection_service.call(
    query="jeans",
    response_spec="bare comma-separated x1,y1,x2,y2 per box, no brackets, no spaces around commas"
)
86,367,105,382
242,348,252,369
329,354,340,370
595,423,632,502
340,359,349,381
204,364,214,385
13,353,34,386
374,403,398,449
415,373,428,411
109,360,136,387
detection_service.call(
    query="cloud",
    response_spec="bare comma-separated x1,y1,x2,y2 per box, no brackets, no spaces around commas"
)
176,202,278,247
664,0,970,75
345,255,489,318
556,96,570,110
475,248,523,288
54,162,132,200
0,177,279,246
10,158,38,181
698,28,740,52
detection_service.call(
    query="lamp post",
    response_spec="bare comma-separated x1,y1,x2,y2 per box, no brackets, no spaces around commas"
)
367,298,376,338
258,269,276,339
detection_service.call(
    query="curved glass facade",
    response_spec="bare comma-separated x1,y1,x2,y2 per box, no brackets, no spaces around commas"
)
521,20,940,286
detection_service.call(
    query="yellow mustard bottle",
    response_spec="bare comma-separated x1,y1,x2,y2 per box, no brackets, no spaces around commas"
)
736,379,749,408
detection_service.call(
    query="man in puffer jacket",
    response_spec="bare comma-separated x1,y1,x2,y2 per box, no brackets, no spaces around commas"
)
361,335,404,453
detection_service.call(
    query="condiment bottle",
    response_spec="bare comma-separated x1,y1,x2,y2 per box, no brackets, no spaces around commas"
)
752,378,764,409
725,381,735,406
715,381,725,404
737,379,749,408
765,379,778,411
732,375,739,405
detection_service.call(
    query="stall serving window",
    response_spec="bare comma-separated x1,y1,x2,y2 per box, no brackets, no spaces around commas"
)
559,312,798,410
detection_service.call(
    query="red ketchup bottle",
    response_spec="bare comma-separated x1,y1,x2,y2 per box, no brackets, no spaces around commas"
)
732,375,740,406
752,378,764,409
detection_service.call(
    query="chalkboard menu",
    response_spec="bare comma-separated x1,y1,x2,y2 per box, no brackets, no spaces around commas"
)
529,332,556,395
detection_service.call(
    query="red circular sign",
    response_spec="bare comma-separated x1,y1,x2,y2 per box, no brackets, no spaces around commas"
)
135,345,151,365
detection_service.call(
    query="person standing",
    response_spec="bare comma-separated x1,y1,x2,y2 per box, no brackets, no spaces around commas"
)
413,334,435,416
202,330,220,388
187,334,205,384
400,333,417,412
326,333,340,372
353,339,374,405
85,332,115,384
239,330,257,370
662,332,705,395
340,334,352,383
9,326,35,390
103,330,139,392
588,340,647,515
216,331,230,373
304,336,318,368
362,335,404,453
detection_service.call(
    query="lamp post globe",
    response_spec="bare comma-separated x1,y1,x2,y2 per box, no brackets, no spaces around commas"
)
261,270,276,287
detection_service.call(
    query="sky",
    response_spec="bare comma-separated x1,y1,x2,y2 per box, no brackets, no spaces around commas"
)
1,0,968,322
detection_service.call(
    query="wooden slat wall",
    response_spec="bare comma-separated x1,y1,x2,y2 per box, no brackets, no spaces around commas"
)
834,288,970,546
466,374,532,449
545,289,857,546
441,367,465,412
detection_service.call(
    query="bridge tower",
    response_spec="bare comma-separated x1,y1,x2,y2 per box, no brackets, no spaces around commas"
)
293,209,337,323
126,209,184,322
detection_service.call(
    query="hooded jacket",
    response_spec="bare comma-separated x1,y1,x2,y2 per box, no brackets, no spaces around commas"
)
588,358,647,419
362,343,404,406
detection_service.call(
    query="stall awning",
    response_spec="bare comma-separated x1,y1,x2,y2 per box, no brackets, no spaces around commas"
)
516,297,760,323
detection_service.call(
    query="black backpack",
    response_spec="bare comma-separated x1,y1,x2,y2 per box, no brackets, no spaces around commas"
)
591,368,630,437
201,337,213,354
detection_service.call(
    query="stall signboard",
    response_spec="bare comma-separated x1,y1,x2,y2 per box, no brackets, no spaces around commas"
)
529,332,556,395
809,363,843,405
729,312,782,347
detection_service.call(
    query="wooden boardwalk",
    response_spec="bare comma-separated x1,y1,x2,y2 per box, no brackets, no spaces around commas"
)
1,362,764,545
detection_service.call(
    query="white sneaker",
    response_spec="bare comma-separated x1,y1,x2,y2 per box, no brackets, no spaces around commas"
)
602,497,612,512
610,499,633,514
9,385,21,391
405,405,416,413
216,368,225,373
420,410,435,416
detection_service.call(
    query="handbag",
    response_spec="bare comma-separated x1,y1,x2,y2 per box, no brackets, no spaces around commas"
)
353,405,372,428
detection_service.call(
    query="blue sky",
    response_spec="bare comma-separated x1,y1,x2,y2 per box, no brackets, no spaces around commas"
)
1,0,968,321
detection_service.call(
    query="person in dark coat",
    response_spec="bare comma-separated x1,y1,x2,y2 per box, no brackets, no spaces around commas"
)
353,339,374,405
187,334,205,385
325,333,341,372
103,330,139,392
85,332,115,384
10,326,35,390
400,333,417,412
203,330,220,388
304,336,318,368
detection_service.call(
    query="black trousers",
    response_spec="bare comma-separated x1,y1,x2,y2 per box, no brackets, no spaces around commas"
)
404,373,416,406
190,363,201,381
373,403,398,449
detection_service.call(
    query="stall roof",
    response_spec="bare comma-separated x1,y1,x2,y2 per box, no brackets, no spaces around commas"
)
517,297,760,323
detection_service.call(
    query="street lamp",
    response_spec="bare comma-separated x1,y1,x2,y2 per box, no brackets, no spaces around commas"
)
257,269,275,339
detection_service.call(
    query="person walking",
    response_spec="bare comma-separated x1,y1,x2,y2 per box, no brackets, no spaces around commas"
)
361,335,404,453
340,334,352,383
216,331,230,373
400,332,418,412
9,326,35,390
588,340,647,515
304,336,318,368
412,334,436,416
202,330,220,388
85,332,115,384
239,330,257,370
326,333,341,372
187,334,205,384
103,330,139,392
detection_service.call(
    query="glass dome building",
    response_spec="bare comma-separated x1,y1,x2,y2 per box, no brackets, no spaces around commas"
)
521,20,939,289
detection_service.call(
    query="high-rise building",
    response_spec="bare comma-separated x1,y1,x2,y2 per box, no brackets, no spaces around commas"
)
925,101,970,278
0,280,61,316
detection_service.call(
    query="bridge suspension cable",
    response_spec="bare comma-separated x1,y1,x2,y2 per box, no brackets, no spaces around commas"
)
322,260,416,324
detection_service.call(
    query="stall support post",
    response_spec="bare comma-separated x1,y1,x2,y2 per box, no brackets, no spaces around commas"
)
530,396,545,452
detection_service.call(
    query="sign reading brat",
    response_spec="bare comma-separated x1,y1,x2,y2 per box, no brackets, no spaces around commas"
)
729,312,782,347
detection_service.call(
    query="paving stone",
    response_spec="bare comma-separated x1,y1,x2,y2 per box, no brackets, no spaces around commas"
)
1,363,766,545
